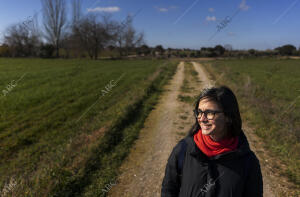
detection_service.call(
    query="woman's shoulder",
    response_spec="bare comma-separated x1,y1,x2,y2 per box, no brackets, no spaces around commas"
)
170,136,191,154
170,135,195,156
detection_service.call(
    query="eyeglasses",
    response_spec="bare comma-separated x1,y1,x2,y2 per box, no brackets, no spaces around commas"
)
193,109,223,120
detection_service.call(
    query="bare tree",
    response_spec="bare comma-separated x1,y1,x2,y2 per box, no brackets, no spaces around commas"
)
73,14,117,59
41,0,67,57
4,18,41,57
71,0,82,30
115,15,144,57
60,0,83,58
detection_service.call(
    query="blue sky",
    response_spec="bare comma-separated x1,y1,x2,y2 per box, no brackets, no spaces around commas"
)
0,0,299,50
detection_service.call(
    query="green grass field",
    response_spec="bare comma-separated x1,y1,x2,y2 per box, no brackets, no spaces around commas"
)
0,58,178,196
202,58,300,193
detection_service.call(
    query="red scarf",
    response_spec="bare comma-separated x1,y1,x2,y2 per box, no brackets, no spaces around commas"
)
193,129,239,157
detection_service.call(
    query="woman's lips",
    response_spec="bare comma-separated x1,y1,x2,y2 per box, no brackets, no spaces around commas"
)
201,124,211,129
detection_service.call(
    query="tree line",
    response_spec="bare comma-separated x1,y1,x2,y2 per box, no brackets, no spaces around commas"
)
0,0,299,59
144,44,300,58
186,44,300,58
0,0,144,59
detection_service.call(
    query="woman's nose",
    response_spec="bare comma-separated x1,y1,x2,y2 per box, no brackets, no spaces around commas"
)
198,113,207,121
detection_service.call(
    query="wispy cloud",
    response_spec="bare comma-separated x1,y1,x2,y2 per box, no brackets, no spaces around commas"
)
155,6,177,12
227,32,236,36
157,7,168,12
206,16,217,22
239,0,250,11
208,8,215,12
87,6,120,13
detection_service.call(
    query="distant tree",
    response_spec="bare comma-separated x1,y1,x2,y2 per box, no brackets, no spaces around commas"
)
41,0,67,57
166,48,173,58
275,44,297,56
151,49,156,57
0,44,11,57
73,14,117,59
200,47,217,57
39,43,55,58
248,49,256,56
224,44,233,51
107,45,115,51
190,52,196,58
173,50,180,57
69,0,83,57
115,15,144,56
4,21,40,57
138,44,150,56
60,33,73,58
180,53,187,58
200,47,207,51
214,45,225,56
155,45,164,56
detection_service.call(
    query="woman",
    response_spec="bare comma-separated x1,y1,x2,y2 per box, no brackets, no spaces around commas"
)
161,86,263,197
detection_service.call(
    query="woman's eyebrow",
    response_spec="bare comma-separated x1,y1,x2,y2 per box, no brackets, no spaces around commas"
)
198,108,219,111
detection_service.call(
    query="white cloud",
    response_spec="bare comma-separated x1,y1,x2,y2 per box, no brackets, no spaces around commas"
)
239,0,250,11
87,6,120,13
155,6,177,12
209,8,215,12
158,7,168,12
227,32,236,36
206,16,216,21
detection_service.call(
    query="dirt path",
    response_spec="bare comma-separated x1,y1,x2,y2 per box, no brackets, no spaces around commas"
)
108,61,279,197
108,62,186,196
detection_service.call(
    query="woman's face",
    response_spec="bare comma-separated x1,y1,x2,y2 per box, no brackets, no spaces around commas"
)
197,98,228,141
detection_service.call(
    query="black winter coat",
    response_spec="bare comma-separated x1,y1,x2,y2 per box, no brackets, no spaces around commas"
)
161,130,263,197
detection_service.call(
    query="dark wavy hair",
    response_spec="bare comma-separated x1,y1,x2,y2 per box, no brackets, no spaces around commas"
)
188,86,242,138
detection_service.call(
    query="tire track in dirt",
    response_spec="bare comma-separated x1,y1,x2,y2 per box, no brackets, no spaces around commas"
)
108,62,186,197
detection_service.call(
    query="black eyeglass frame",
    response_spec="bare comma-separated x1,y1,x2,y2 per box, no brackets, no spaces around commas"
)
193,109,223,120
